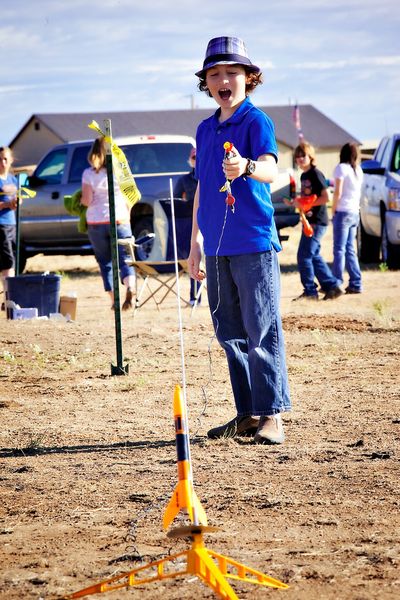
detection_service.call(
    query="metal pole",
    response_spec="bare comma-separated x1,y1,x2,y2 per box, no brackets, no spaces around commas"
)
104,119,129,376
15,174,22,275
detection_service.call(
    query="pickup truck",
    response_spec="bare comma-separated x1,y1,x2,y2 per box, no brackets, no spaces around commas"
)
19,137,298,271
359,133,400,268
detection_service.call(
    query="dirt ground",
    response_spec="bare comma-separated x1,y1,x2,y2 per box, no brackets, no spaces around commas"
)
1,223,399,600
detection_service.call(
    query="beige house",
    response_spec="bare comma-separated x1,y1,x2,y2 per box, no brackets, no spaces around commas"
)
10,104,360,179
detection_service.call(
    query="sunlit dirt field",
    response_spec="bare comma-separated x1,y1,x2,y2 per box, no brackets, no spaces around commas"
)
1,223,399,600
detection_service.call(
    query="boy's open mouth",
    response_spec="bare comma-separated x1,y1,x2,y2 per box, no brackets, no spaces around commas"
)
219,89,231,100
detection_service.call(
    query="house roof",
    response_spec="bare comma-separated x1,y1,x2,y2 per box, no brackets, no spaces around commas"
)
11,104,360,149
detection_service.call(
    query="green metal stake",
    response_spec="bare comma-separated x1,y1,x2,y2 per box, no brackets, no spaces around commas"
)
104,119,129,376
15,174,22,275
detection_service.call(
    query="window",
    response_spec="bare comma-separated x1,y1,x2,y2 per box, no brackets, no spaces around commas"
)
375,138,388,164
381,139,392,169
122,143,193,175
69,145,91,183
390,141,400,172
35,148,67,184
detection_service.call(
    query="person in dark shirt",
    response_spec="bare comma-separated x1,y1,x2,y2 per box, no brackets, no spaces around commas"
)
174,147,202,305
292,141,342,301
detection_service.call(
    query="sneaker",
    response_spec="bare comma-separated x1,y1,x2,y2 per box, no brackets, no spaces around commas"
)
254,415,285,445
207,415,260,439
323,287,343,300
345,287,362,294
122,287,134,311
292,292,318,301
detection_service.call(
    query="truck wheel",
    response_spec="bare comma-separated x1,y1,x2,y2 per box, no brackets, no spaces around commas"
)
382,218,400,269
357,220,380,263
132,217,154,260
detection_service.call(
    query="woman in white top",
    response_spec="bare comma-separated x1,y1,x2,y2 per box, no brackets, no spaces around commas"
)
81,137,136,310
332,143,363,293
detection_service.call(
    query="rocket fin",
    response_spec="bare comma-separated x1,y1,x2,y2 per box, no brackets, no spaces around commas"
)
163,481,208,529
163,484,180,529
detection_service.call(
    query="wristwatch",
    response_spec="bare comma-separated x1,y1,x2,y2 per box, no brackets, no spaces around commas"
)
244,158,256,177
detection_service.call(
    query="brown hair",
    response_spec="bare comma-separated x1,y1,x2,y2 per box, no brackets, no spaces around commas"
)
197,67,263,97
87,137,106,172
339,142,359,173
294,141,317,167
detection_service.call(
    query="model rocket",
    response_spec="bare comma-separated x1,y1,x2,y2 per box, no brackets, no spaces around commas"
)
163,385,208,529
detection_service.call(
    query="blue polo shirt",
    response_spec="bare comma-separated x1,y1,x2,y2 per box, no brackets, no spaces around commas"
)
195,96,280,256
0,174,17,226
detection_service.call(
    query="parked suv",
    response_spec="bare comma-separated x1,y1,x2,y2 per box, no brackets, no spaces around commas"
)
21,135,298,271
359,133,400,268
21,135,196,270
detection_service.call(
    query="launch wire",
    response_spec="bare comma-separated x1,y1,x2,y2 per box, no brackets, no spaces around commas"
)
123,489,179,564
190,202,229,439
170,177,203,527
123,185,230,559
122,180,201,559
169,179,189,409
122,180,191,561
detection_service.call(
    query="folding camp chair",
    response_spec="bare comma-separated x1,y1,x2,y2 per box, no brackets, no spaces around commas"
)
118,237,198,314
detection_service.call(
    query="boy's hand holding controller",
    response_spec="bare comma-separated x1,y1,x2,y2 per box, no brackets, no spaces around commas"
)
222,144,248,181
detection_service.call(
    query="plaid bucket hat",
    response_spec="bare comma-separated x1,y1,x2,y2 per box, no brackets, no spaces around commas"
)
195,36,260,78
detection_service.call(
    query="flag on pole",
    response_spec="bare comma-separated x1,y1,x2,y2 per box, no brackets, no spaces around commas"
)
88,120,141,208
292,104,304,140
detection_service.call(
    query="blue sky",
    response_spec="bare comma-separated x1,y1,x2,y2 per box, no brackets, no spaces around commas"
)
2,0,399,147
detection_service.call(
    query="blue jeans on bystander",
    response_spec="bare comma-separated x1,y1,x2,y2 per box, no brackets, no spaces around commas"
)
87,223,135,292
205,250,291,417
297,225,339,296
332,211,362,291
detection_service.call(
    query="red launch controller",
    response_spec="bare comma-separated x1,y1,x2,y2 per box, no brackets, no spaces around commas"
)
220,141,236,212
295,194,317,237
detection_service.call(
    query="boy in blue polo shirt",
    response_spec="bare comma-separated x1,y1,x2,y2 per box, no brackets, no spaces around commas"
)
188,36,291,444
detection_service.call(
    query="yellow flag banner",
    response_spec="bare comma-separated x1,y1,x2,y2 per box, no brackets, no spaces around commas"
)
20,187,37,199
0,188,36,199
88,120,141,208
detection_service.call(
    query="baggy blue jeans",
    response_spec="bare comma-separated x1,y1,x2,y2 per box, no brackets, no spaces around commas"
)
297,224,339,296
205,250,291,417
332,211,362,291
87,223,135,292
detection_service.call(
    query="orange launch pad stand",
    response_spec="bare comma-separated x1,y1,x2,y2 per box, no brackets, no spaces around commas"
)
59,386,288,599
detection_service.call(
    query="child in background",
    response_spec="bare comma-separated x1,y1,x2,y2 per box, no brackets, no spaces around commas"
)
292,141,342,300
81,137,136,310
332,142,363,293
188,36,291,444
0,147,18,310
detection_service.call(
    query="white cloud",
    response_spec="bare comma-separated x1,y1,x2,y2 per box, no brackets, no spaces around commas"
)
2,0,399,144
293,55,400,71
